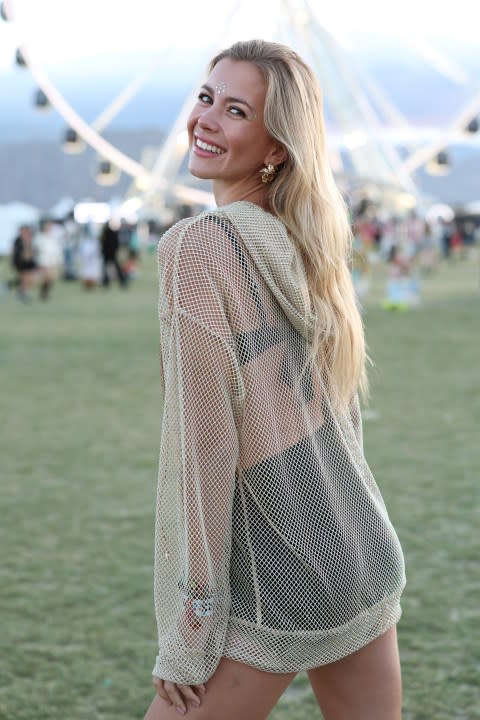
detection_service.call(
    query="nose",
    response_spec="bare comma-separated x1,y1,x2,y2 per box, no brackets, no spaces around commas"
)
196,103,220,132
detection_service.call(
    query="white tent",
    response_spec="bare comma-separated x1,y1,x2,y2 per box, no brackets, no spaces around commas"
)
49,196,75,220
0,202,40,256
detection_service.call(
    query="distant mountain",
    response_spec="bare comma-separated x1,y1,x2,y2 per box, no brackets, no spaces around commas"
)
0,129,164,210
2,127,478,213
415,146,480,207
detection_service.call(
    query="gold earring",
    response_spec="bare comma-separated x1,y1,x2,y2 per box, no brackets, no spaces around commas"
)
260,163,277,184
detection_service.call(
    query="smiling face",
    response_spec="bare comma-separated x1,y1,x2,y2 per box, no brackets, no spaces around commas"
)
187,57,286,206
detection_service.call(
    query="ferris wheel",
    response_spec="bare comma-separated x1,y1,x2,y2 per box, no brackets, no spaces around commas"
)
1,0,479,218
0,0,245,214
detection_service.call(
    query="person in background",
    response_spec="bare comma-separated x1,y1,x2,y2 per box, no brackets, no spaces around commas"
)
462,222,476,254
33,219,63,301
124,223,141,280
145,39,405,720
382,244,416,310
351,223,370,307
62,214,79,281
449,224,464,259
418,221,438,272
78,223,102,290
100,219,128,288
440,218,454,259
11,224,37,302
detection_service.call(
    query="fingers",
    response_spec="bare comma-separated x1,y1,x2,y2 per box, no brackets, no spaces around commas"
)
178,686,199,713
152,677,206,715
165,682,187,714
152,677,172,706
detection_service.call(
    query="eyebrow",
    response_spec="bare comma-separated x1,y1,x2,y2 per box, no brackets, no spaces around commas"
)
201,84,255,114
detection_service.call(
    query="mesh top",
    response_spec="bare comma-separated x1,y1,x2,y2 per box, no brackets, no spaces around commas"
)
153,201,405,684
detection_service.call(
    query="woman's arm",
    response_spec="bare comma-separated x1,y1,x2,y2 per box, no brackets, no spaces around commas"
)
153,217,244,686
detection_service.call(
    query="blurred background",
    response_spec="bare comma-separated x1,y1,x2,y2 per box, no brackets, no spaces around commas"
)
1,0,479,244
1,2,479,720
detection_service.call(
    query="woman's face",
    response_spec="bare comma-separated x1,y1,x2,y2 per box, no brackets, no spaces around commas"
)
187,57,283,204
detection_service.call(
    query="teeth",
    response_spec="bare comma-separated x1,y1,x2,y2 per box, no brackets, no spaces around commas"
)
196,138,225,154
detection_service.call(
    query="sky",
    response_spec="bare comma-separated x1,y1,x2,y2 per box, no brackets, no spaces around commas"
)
0,0,477,69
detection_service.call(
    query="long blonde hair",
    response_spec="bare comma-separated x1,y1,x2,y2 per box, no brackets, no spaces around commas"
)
210,39,368,409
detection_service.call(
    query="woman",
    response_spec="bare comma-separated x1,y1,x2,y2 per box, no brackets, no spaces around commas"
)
11,224,37,302
34,219,63,300
146,40,405,720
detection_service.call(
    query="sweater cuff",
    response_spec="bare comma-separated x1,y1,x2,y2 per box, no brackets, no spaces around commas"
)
152,649,221,685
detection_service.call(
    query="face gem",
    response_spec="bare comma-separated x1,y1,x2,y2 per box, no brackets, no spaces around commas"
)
215,82,227,95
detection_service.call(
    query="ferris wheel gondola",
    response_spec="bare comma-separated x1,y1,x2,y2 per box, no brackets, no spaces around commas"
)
62,127,84,154
33,86,50,110
96,160,120,186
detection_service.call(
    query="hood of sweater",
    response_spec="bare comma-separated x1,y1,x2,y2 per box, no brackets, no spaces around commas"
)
219,201,316,342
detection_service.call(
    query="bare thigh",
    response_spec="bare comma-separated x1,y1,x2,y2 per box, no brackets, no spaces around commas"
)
307,627,402,720
144,657,296,720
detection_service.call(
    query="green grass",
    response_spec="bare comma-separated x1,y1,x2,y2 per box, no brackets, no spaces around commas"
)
1,252,479,720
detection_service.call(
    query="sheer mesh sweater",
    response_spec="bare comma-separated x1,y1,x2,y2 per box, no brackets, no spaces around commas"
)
153,200,405,684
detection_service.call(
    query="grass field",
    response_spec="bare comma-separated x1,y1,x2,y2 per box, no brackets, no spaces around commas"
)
1,251,479,720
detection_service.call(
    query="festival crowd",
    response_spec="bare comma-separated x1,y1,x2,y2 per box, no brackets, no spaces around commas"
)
4,206,479,308
6,215,158,303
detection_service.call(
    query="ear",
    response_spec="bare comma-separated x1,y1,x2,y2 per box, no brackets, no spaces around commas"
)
265,141,288,167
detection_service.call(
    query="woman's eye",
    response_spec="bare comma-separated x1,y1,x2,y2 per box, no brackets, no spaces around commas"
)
228,106,246,118
198,93,212,104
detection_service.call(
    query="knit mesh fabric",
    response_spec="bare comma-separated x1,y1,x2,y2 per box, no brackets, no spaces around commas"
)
153,201,405,684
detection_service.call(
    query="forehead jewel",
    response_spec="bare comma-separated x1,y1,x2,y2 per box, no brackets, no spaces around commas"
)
215,82,227,94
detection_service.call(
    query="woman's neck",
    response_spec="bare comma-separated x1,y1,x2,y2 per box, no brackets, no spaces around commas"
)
213,178,269,210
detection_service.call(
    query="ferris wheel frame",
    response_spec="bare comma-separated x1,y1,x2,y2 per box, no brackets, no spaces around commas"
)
1,0,479,212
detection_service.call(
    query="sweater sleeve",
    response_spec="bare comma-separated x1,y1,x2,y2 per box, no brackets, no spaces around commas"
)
152,217,244,684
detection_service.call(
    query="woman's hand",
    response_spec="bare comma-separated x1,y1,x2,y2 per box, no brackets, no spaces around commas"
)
152,677,206,715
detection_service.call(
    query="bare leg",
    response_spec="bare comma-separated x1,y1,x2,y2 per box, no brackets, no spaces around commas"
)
20,270,35,295
307,627,402,720
144,657,296,720
39,267,58,300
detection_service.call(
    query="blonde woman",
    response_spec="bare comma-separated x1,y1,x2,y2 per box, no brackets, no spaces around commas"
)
146,40,405,720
